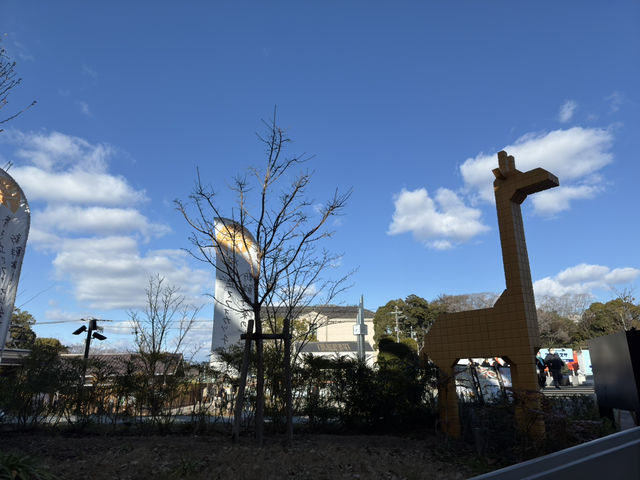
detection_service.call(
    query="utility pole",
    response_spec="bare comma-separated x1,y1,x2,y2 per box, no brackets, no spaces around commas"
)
73,318,107,360
389,306,405,343
353,295,367,362
71,318,107,417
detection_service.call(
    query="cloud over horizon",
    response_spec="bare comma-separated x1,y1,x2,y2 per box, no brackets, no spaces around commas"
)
534,263,640,297
5,130,211,311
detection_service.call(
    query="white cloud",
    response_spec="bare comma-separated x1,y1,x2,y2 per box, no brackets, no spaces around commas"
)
7,132,144,206
534,264,640,297
605,91,624,113
10,130,111,170
82,65,98,79
604,267,640,285
460,127,613,214
388,187,489,249
389,126,615,248
79,101,92,117
558,100,577,123
102,320,137,337
3,130,212,313
33,205,170,238
531,184,601,215
27,229,64,251
13,166,145,205
52,236,211,310
43,309,84,323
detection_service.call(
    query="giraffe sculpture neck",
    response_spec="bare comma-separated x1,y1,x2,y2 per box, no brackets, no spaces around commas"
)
496,190,534,300
492,151,559,329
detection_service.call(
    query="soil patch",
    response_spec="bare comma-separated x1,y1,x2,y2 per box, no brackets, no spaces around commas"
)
0,431,474,479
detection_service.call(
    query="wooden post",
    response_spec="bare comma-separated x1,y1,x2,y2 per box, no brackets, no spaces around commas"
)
235,323,291,444
232,319,254,443
283,317,293,445
255,315,265,446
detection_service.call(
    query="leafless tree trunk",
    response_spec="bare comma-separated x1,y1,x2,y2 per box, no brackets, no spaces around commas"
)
232,319,253,442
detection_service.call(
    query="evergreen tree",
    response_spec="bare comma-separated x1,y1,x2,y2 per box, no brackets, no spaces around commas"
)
7,308,36,349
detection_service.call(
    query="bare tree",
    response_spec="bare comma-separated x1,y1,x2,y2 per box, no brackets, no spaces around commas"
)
130,275,200,358
1,43,36,132
432,292,499,312
536,293,593,319
175,111,351,444
128,275,202,424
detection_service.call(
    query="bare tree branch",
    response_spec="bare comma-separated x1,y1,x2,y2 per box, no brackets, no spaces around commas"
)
0,43,36,132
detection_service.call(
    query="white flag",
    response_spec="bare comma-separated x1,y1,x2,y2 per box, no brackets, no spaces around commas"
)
0,169,30,358
211,218,257,353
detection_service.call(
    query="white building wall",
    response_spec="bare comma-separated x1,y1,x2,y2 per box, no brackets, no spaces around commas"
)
296,311,378,363
318,318,375,348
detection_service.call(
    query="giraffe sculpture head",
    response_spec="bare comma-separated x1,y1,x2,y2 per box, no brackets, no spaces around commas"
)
493,151,559,203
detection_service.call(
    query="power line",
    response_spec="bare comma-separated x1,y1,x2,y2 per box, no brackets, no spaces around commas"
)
17,284,56,309
102,328,214,335
36,318,214,325
35,318,119,325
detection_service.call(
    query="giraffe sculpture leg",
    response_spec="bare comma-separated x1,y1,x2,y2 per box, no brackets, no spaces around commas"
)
509,360,545,438
437,365,461,438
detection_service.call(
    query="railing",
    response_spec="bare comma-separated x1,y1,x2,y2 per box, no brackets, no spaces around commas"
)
469,426,640,479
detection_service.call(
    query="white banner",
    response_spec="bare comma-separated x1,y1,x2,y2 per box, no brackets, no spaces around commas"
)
211,218,257,353
540,348,573,363
0,168,30,358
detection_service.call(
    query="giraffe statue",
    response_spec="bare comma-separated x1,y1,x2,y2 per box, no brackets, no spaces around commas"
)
421,151,559,438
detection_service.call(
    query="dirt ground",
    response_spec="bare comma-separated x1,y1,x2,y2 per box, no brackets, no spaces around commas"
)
0,431,476,480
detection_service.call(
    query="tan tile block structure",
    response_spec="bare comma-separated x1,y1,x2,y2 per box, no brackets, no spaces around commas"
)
421,151,559,438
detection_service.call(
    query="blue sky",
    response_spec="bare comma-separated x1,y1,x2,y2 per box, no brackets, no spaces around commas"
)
1,1,639,358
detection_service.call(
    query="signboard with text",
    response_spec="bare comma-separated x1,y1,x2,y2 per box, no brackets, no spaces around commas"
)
0,169,30,359
539,348,574,363
211,218,257,354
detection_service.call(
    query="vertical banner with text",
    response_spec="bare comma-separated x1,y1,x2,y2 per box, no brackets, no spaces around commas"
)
211,218,257,354
0,168,30,359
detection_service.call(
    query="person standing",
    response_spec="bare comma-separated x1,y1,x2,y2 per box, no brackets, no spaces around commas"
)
535,351,547,389
545,348,565,389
